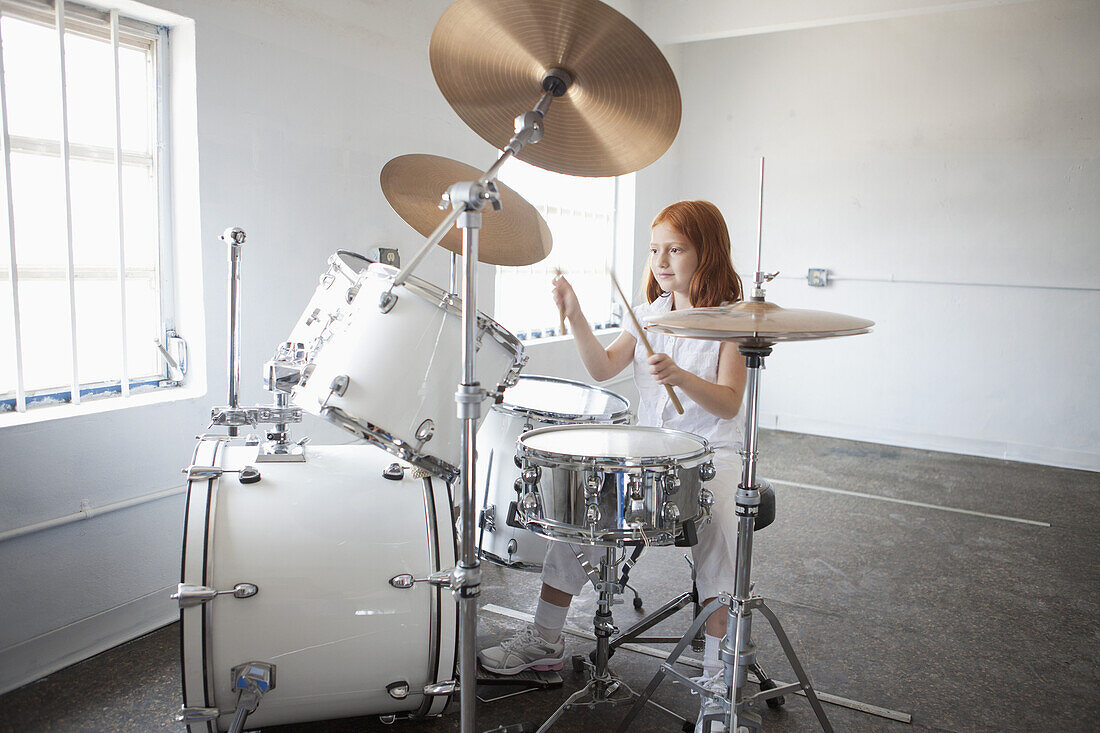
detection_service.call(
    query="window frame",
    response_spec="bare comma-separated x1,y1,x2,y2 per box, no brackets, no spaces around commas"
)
0,0,178,415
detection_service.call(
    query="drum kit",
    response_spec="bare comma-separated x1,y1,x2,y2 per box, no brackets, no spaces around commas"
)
172,1,874,733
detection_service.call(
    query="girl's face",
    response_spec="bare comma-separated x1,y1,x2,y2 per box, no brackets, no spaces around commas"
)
649,222,699,295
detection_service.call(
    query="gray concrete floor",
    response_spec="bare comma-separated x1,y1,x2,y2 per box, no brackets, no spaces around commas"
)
1,430,1097,732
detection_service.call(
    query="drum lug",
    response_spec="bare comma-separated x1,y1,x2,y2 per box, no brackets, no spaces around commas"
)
507,538,519,555
387,680,410,699
415,419,435,443
378,290,398,313
700,461,716,482
345,283,361,304
662,501,681,523
304,307,322,326
176,706,220,723
383,463,405,481
424,679,457,696
389,569,459,590
664,474,681,495
480,505,496,533
329,374,350,397
172,582,258,608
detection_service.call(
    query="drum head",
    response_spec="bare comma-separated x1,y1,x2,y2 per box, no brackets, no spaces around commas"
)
498,375,629,424
520,424,707,463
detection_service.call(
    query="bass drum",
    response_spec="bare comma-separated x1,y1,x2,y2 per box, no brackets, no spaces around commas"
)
178,440,456,731
475,375,630,571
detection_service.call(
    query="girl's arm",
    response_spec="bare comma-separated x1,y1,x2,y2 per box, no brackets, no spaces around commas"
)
646,341,746,420
553,275,635,382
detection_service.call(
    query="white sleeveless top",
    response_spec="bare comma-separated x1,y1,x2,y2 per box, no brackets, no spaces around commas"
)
622,294,744,457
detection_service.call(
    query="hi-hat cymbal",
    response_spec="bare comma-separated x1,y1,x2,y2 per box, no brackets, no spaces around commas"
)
430,0,681,178
380,154,552,267
645,300,874,346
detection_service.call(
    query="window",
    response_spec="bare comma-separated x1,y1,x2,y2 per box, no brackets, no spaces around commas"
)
0,0,175,414
494,156,631,340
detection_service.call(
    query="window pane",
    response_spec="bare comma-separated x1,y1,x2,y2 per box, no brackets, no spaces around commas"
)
1,16,63,142
64,32,116,149
74,278,123,384
71,158,119,268
124,275,160,378
118,45,151,153
10,152,67,268
16,279,74,393
0,281,15,394
122,163,157,269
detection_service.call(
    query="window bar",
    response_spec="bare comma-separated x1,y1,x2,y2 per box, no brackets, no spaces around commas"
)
56,0,80,404
0,9,27,412
109,10,129,396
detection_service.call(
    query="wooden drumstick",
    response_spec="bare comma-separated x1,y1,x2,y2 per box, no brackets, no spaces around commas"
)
554,267,568,335
608,269,684,415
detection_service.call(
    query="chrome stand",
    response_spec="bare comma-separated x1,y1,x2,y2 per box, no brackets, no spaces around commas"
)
616,344,832,733
374,69,572,733
537,547,688,733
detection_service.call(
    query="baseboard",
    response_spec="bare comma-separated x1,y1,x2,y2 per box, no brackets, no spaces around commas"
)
0,585,177,696
761,412,1100,473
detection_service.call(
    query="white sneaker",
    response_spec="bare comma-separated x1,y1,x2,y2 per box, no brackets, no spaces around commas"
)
692,671,729,733
478,623,565,675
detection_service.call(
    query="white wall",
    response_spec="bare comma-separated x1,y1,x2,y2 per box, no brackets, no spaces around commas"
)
667,0,1099,469
0,0,499,694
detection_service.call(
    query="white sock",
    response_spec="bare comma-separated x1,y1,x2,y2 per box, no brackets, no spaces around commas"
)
533,598,569,643
703,633,722,677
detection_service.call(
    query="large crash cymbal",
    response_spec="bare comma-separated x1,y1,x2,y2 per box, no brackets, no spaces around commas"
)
646,300,874,347
430,0,681,178
381,153,552,267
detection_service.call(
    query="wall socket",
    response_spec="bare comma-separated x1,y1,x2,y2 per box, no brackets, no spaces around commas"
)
807,268,829,287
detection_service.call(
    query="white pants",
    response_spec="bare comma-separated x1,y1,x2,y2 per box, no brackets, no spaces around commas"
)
540,456,739,601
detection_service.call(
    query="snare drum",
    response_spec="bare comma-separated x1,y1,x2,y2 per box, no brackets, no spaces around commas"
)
292,262,526,480
514,424,716,546
178,440,456,731
476,376,631,570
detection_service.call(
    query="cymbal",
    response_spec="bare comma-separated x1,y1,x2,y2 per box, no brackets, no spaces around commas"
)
430,0,681,178
380,154,552,267
645,300,874,346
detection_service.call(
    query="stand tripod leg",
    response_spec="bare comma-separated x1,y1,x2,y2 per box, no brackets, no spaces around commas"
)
614,597,727,733
755,601,832,732
609,591,695,651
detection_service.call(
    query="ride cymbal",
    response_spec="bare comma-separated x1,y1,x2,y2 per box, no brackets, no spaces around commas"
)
646,300,875,346
430,0,681,178
381,153,552,267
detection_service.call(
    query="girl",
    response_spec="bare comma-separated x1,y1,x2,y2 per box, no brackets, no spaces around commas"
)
480,200,747,690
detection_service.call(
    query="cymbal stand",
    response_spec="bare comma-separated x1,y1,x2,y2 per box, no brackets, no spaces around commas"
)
370,70,572,733
615,343,832,733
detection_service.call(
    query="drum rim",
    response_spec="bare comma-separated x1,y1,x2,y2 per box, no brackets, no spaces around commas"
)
366,262,525,362
330,249,375,280
494,374,631,424
518,423,712,469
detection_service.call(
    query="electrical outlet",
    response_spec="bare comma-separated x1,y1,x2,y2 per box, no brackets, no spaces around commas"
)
807,268,829,287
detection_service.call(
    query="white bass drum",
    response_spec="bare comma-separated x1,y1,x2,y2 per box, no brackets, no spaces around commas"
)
177,440,456,731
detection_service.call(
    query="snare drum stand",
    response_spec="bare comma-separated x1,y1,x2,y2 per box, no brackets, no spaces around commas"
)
537,546,689,733
616,343,833,733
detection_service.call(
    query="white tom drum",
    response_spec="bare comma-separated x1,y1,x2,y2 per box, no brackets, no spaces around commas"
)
476,375,631,570
514,424,716,547
291,262,526,481
177,440,456,731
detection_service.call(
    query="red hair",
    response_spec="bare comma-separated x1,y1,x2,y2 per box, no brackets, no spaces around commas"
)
645,200,743,307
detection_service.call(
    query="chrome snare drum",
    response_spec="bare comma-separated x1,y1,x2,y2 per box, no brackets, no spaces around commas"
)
292,263,526,480
514,424,716,546
476,376,631,570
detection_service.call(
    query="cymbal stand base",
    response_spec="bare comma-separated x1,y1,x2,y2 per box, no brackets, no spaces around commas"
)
536,548,688,733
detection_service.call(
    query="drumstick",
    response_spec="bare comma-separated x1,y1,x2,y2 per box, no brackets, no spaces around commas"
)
608,269,684,415
554,267,568,335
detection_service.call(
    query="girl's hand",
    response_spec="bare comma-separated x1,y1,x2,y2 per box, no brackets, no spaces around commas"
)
551,274,581,320
647,353,686,387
